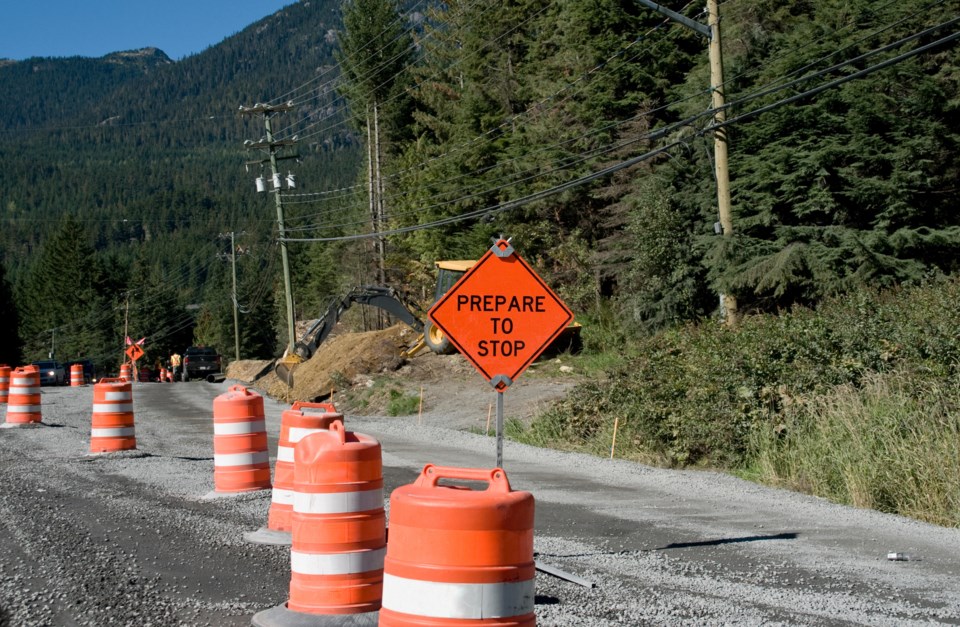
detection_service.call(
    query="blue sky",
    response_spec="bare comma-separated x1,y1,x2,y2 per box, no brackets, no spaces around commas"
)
1,1,297,61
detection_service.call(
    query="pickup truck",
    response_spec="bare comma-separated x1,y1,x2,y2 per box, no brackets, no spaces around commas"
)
181,346,222,382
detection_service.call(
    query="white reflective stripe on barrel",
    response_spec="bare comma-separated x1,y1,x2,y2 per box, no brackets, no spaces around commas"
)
12,376,37,386
91,427,136,437
272,487,295,505
213,420,266,435
286,426,328,443
291,547,385,576
214,451,269,466
8,405,42,413
103,391,132,401
10,385,41,394
293,488,383,514
277,446,295,463
92,403,134,413
381,574,535,620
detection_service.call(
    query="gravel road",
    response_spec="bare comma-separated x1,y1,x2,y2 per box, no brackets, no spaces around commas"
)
2,381,959,626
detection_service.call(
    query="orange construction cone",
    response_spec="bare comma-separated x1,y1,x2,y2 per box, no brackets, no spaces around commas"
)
70,364,85,387
252,420,384,626
209,385,271,496
0,364,10,405
380,464,536,627
245,401,342,546
2,365,42,427
90,378,137,453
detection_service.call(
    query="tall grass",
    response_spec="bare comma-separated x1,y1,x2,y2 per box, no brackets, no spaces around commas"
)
750,371,960,526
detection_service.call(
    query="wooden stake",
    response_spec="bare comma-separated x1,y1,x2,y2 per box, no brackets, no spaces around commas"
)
610,415,620,460
485,402,493,436
418,386,424,426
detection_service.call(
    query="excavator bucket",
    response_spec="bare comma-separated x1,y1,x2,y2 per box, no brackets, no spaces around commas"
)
275,355,304,387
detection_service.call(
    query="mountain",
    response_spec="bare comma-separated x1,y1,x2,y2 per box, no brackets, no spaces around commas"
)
0,0,359,280
0,0,362,365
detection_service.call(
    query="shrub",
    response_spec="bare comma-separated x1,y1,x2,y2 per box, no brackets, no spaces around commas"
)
517,276,960,468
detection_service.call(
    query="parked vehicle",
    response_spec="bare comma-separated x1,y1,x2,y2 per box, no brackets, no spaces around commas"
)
181,346,221,382
32,360,66,386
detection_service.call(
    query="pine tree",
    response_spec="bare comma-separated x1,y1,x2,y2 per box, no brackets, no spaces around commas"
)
0,260,22,365
336,0,415,293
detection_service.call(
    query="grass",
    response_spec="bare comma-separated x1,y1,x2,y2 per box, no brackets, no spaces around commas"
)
749,371,960,526
386,388,421,416
340,376,422,417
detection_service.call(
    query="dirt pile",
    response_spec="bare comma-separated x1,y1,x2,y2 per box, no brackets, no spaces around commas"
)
224,359,272,383
250,324,419,403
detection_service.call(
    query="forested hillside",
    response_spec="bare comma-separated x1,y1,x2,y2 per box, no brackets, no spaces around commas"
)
0,0,957,378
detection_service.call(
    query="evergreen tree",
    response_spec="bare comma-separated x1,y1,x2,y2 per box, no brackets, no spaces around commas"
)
336,0,415,290
0,260,22,365
17,215,112,363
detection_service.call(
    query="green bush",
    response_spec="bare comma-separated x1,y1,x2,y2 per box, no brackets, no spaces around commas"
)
516,276,960,469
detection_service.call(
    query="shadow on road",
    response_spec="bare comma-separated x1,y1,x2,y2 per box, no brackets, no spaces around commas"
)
656,532,798,550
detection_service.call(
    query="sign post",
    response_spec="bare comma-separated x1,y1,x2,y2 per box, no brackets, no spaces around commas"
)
428,238,573,467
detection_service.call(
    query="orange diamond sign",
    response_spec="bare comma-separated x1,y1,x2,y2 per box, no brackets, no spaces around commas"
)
125,343,144,362
428,239,573,391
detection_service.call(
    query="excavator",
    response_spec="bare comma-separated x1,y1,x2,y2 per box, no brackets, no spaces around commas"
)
275,260,580,386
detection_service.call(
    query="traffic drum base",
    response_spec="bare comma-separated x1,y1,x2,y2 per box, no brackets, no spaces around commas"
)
244,527,292,546
252,603,378,627
0,422,44,429
201,487,270,501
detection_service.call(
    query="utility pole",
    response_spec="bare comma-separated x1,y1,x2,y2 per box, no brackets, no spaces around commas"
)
635,0,739,324
123,292,130,367
230,231,240,362
218,231,245,362
240,102,299,355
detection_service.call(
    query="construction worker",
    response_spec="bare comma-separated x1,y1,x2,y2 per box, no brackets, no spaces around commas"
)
170,351,182,382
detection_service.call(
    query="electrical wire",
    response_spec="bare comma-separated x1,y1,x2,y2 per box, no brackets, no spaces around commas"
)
279,18,960,243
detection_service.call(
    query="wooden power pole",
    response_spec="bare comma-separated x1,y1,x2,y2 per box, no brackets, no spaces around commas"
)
240,102,299,355
635,0,739,323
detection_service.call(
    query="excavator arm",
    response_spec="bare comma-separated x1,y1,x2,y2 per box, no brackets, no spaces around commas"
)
276,286,425,386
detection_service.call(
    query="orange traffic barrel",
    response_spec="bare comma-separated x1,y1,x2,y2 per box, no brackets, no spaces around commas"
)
0,364,10,404
119,363,131,381
212,385,271,493
268,401,343,533
70,364,84,387
90,378,137,452
286,420,385,616
380,464,536,627
3,366,42,426
159,367,168,382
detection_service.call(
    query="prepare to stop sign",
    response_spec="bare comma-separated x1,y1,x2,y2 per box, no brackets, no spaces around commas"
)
428,239,573,391
458,294,547,356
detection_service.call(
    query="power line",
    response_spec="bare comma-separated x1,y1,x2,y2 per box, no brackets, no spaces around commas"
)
280,19,959,243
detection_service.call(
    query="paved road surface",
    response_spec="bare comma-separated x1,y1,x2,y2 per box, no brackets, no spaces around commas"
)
1,381,958,625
